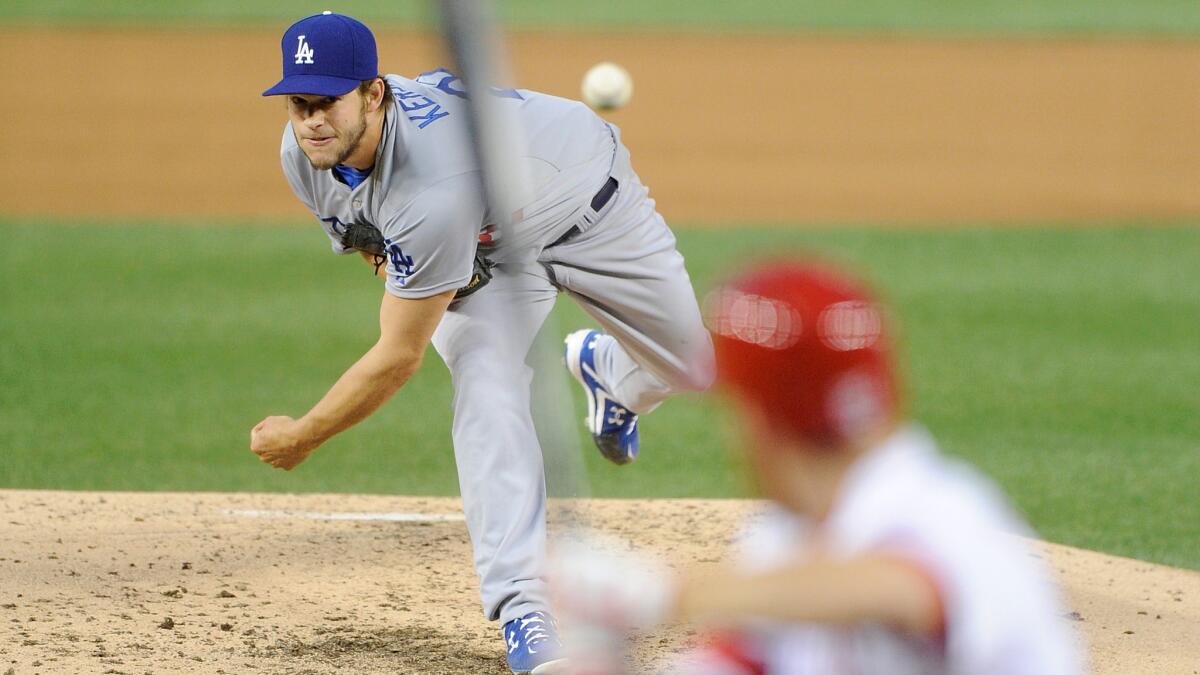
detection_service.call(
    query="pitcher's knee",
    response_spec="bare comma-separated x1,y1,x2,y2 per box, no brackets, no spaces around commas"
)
663,339,716,394
652,341,715,393
448,351,533,396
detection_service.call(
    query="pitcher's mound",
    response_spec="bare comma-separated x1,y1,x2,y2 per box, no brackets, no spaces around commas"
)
1,491,1196,673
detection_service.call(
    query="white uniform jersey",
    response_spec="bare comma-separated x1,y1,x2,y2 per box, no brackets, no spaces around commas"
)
729,425,1083,675
280,70,616,299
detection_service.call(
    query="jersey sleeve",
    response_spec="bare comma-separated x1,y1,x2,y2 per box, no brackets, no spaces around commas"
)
377,173,485,299
874,482,1083,675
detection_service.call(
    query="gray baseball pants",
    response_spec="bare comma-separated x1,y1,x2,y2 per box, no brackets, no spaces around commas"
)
429,138,713,625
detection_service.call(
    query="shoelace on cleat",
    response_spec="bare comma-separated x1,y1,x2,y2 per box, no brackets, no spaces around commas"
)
519,614,552,648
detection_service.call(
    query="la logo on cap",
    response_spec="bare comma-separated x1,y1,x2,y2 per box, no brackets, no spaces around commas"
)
294,35,315,64
262,11,377,97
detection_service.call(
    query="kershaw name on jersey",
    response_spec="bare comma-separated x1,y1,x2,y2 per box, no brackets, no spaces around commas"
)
280,71,617,298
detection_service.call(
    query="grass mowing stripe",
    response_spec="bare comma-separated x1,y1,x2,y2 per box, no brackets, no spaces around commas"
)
2,0,1200,35
1,220,1197,568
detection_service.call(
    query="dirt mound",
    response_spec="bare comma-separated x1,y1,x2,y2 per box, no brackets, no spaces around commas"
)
2,490,1196,673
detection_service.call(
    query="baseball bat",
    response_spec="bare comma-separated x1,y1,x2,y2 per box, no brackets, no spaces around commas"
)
433,0,593,518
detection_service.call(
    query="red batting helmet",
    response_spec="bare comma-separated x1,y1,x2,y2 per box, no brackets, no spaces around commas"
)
706,259,899,450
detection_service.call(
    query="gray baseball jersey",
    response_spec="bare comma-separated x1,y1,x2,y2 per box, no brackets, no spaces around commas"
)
281,71,616,298
279,70,713,626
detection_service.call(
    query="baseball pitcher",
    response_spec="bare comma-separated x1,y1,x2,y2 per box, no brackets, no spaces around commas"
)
250,13,713,674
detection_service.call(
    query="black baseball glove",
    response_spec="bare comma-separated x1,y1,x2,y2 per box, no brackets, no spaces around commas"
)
338,221,493,300
454,253,495,301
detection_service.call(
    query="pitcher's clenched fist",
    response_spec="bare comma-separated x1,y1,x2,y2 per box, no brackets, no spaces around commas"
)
250,416,316,470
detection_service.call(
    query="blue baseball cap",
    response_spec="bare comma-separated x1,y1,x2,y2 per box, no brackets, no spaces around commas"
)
262,12,378,97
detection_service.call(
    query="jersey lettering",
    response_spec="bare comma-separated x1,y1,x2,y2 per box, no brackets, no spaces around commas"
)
384,240,416,284
416,68,524,100
392,87,450,129
319,215,345,235
294,35,315,65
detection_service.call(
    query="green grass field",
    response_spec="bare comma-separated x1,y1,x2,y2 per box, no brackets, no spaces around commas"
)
3,0,1200,34
2,220,1197,568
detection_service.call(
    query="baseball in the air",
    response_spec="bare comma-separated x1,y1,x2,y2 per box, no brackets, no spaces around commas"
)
581,62,633,111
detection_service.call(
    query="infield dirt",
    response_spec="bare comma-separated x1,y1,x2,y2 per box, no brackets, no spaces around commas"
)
2,491,1198,674
1,27,1198,224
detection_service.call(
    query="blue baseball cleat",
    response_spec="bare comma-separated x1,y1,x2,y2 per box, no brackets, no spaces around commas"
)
564,329,640,464
503,611,568,674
